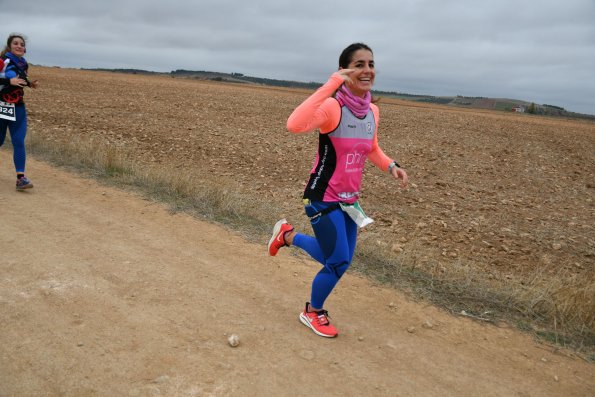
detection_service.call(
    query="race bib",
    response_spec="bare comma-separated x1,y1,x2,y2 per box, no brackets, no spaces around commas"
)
0,101,16,121
340,201,374,228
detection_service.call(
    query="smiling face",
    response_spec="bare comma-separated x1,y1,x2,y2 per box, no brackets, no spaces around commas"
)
343,48,375,97
9,36,26,57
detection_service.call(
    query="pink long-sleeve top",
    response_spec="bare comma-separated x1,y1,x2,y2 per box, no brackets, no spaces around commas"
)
287,72,393,204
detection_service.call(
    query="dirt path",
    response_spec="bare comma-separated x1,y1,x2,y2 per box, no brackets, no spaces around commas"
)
0,151,592,397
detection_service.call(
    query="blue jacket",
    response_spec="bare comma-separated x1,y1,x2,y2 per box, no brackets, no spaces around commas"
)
0,52,29,103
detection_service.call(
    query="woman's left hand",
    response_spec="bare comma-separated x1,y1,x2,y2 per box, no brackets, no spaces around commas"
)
9,77,27,87
391,166,409,188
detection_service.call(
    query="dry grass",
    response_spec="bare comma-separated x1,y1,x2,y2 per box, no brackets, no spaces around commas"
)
355,231,594,351
22,130,594,356
25,132,279,237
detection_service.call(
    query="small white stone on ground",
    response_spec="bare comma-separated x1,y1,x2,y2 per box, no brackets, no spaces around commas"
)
228,334,240,347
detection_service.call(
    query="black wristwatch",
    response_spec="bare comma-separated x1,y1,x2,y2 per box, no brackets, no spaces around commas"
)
388,161,400,172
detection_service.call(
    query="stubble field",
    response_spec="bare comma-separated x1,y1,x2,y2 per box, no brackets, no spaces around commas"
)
24,66,595,350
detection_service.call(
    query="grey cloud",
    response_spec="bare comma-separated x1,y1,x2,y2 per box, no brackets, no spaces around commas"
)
1,0,593,113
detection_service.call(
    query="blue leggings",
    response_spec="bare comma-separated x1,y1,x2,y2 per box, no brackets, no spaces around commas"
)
292,201,358,309
0,104,28,174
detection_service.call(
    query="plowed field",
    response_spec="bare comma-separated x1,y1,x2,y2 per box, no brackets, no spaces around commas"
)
26,67,594,284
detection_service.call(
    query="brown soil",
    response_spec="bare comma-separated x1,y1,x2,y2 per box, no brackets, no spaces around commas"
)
0,66,593,396
1,153,593,396
25,67,595,284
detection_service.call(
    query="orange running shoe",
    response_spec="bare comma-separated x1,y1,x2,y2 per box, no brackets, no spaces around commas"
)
299,302,338,338
268,219,294,256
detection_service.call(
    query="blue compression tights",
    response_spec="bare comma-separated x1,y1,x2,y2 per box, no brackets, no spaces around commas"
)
292,201,358,309
0,105,28,173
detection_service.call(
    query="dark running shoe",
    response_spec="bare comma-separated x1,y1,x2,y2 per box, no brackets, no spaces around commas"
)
16,176,33,190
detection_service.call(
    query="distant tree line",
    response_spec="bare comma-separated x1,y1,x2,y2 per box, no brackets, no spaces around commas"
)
82,68,161,75
456,95,487,99
414,97,453,104
170,69,322,89
543,104,565,111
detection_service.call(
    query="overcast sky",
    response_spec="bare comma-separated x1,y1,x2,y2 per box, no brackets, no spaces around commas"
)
2,0,594,114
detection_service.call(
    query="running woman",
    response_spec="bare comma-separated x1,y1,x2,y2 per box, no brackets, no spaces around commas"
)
0,33,39,190
268,43,408,338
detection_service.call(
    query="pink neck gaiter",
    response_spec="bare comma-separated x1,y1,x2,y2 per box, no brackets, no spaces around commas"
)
335,84,371,118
